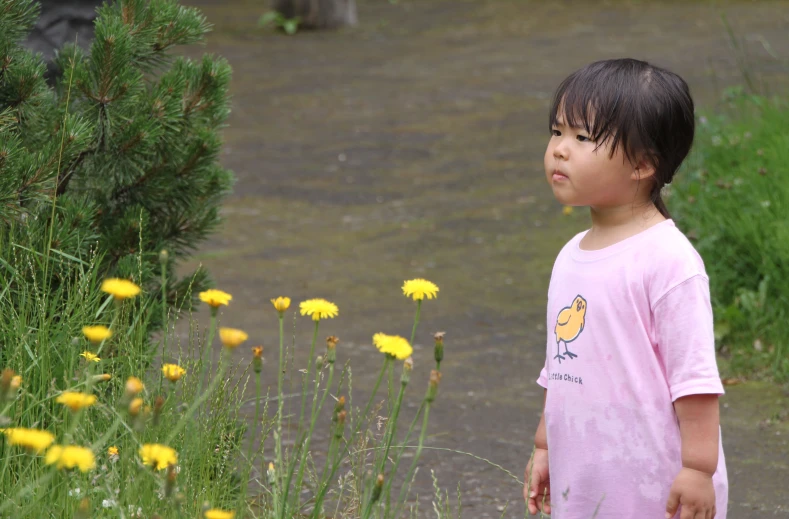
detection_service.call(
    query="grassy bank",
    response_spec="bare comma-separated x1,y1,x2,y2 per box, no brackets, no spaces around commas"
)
670,91,789,382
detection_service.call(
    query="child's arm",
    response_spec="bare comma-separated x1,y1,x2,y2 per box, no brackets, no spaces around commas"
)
675,394,720,474
524,390,550,515
665,394,720,518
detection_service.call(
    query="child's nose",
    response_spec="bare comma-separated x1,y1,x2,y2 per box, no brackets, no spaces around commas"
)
553,142,568,160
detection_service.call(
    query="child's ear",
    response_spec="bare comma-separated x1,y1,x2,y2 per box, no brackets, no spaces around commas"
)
631,158,656,181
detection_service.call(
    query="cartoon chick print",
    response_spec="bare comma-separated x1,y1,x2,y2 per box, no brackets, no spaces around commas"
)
554,295,587,362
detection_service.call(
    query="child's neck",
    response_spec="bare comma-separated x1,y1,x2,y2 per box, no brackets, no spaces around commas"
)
581,203,666,251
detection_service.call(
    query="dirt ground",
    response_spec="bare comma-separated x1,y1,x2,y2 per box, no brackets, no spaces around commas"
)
179,1,789,516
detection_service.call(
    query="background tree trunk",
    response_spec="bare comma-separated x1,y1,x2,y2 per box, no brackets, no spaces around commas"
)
273,0,358,30
24,0,102,81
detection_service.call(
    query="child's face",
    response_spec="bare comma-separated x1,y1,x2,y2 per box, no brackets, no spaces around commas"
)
544,115,638,209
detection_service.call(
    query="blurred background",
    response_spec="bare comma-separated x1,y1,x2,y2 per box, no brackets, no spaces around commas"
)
27,0,789,516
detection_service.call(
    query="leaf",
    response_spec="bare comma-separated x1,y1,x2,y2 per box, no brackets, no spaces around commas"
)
258,11,279,27
283,19,299,35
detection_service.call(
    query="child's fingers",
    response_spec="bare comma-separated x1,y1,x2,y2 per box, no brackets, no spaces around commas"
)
665,488,679,518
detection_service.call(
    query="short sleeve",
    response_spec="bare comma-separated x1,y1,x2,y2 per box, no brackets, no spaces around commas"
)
537,362,548,388
653,275,724,401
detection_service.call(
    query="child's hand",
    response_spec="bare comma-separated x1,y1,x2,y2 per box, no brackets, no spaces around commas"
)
523,447,551,515
665,467,717,519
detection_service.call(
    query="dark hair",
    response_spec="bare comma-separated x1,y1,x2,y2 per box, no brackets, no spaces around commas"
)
549,58,695,218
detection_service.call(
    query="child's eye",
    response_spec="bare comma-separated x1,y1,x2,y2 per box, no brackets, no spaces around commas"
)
576,135,591,142
551,129,561,137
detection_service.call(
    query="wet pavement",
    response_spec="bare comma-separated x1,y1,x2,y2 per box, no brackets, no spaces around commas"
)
178,0,789,516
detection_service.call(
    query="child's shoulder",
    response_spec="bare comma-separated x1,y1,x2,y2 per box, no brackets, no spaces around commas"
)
645,220,706,273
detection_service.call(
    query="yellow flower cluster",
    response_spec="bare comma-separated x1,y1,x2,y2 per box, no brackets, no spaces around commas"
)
200,289,232,308
205,510,235,519
299,298,338,321
82,325,112,343
101,278,141,300
56,391,97,412
162,364,186,382
80,351,101,362
373,333,413,360
402,278,439,301
2,428,55,453
45,445,96,472
219,327,248,349
139,443,177,470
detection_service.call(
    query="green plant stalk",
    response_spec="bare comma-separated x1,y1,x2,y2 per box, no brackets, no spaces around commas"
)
274,313,286,518
392,402,432,519
377,377,406,481
291,361,335,513
409,299,422,346
247,368,262,467
382,401,426,517
309,358,389,519
298,321,320,438
43,39,76,288
277,437,306,519
198,307,219,398
313,412,341,516
165,348,228,445
160,263,167,395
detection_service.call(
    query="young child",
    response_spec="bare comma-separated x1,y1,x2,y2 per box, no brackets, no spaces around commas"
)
523,59,727,518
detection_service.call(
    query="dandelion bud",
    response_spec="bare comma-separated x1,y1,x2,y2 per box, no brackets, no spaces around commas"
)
426,369,442,403
271,296,291,314
0,368,15,400
165,464,177,497
252,346,263,373
159,249,169,266
267,462,276,486
129,397,143,417
433,331,445,366
401,357,413,386
10,375,21,391
316,355,324,370
153,396,165,426
125,376,144,398
371,473,384,503
93,374,112,383
76,498,90,519
334,396,345,414
325,336,338,364
335,410,346,439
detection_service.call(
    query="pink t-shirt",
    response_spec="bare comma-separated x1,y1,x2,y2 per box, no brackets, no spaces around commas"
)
536,219,727,518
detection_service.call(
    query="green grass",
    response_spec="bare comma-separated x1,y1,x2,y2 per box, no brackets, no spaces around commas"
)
0,221,496,518
670,90,789,382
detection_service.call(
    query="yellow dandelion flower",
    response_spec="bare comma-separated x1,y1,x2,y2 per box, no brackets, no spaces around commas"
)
219,327,248,349
82,326,112,344
125,376,144,396
79,351,101,363
139,443,178,470
108,446,119,456
162,364,186,382
129,397,143,416
562,205,574,216
100,278,141,300
372,333,413,360
199,289,232,308
45,445,96,472
3,428,55,453
10,375,21,390
299,299,339,322
252,346,263,358
402,279,439,301
56,391,97,412
205,510,235,519
271,296,291,313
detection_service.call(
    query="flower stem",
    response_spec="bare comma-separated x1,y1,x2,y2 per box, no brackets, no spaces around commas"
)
409,299,422,346
198,308,218,398
382,401,426,516
391,402,432,519
298,321,320,438
274,314,285,517
377,376,406,479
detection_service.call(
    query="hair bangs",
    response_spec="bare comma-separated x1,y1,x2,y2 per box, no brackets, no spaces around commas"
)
549,61,647,164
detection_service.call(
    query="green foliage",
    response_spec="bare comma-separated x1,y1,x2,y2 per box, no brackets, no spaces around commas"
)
0,0,234,341
258,10,301,35
670,91,789,381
